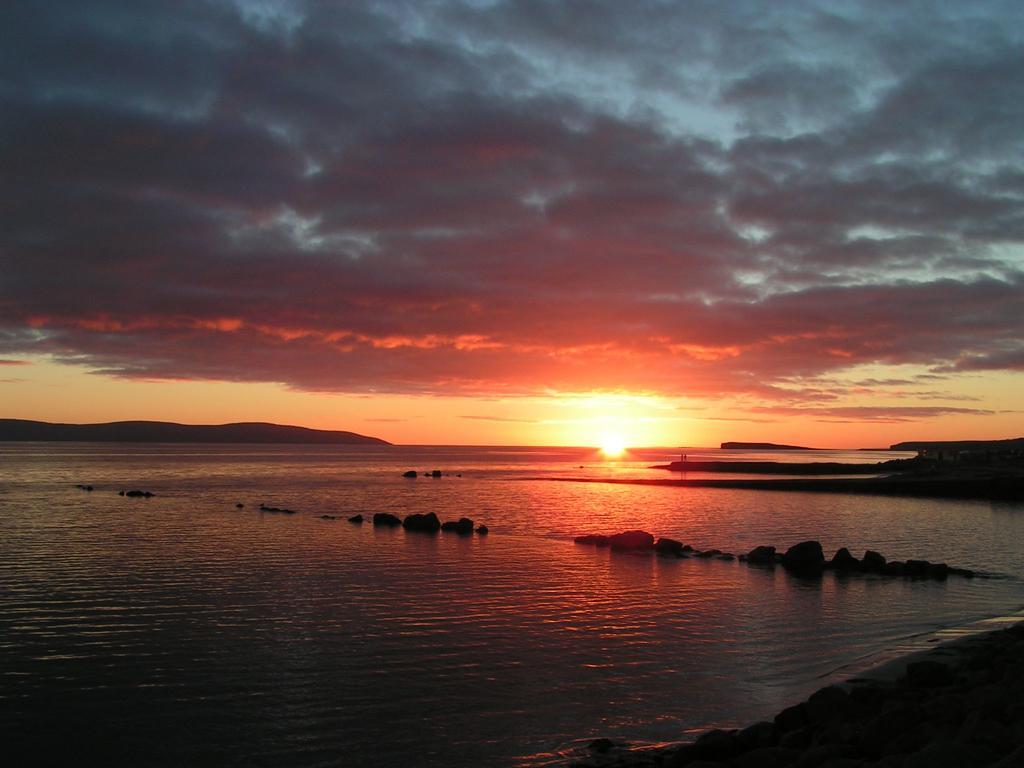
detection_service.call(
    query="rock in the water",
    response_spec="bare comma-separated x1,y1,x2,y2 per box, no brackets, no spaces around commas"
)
75,484,94,491
235,502,245,508
745,545,777,564
124,490,154,498
716,553,735,561
574,534,610,546
782,540,825,573
259,504,295,514
441,517,474,535
373,512,402,526
348,514,364,523
654,537,685,555
402,470,418,478
403,512,441,532
430,469,442,478
320,515,338,520
475,524,488,535
831,547,861,570
608,530,655,550
695,548,722,559
862,549,887,572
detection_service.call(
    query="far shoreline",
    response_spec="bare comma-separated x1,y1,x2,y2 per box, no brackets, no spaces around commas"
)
539,474,1024,501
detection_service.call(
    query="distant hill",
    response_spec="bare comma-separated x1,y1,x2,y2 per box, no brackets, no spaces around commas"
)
0,419,390,445
720,441,814,450
890,438,1024,451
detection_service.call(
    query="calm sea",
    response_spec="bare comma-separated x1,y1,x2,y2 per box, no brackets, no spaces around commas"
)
2,444,1023,767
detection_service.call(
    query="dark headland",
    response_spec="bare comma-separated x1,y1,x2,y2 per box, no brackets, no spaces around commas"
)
0,419,390,445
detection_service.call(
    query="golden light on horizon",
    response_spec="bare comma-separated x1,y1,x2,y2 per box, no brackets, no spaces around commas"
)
600,436,627,457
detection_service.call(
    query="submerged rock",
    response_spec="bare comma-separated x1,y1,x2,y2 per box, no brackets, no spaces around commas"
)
430,469,442,478
320,515,338,520
124,490,154,498
403,512,441,532
574,534,610,547
441,517,474,535
695,548,722,559
402,470,417,478
348,514,364,523
75,484,94,491
372,512,402,527
608,530,655,550
475,524,489,535
235,502,245,508
259,504,295,514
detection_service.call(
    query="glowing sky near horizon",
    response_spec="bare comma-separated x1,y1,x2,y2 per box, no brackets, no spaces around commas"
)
2,1,1023,446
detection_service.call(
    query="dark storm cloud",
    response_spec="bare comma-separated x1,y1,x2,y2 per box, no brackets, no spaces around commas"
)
1,0,1023,400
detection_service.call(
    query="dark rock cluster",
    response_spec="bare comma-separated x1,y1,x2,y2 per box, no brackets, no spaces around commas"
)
120,489,154,498
573,532,977,580
574,530,737,561
739,541,976,580
372,511,488,535
259,503,295,514
572,621,1024,767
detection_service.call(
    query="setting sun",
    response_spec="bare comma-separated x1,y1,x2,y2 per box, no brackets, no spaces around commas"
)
600,436,627,457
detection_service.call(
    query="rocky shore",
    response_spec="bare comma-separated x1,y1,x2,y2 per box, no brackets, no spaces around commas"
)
571,618,1024,768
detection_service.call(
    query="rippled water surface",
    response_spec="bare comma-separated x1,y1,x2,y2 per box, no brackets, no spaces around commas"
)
2,444,1023,767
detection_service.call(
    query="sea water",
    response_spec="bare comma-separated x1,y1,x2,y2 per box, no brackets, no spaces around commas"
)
2,444,1022,766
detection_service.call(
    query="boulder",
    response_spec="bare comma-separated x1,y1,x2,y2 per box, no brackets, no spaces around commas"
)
124,490,154,498
735,721,777,750
695,548,722,559
372,512,402,527
830,547,861,570
403,512,441,532
732,747,800,768
430,470,442,478
782,540,825,573
608,530,655,550
402,470,417,478
774,702,807,732
745,545,777,564
587,738,615,754
654,537,685,555
807,685,851,725
904,660,954,688
862,550,887,572
235,502,245,508
348,514,364,523
574,534,610,546
691,729,741,761
475,525,489,535
716,553,735,561
441,517,474,535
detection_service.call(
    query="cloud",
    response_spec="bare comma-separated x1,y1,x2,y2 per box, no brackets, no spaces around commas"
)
1,1,1023,408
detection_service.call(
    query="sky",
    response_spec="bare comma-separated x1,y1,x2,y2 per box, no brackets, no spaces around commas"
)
2,0,1023,447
